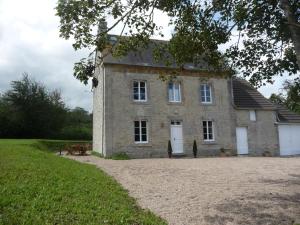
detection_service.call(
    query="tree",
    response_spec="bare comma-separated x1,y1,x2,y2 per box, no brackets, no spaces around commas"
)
56,0,299,86
0,74,67,138
66,107,92,124
59,107,92,140
270,93,285,105
269,79,300,113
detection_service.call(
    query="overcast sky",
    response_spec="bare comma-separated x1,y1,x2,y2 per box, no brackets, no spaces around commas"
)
0,0,295,112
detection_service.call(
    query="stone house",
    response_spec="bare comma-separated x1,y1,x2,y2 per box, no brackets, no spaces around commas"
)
92,38,300,158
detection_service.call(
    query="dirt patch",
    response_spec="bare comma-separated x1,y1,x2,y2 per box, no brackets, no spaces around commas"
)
67,156,300,225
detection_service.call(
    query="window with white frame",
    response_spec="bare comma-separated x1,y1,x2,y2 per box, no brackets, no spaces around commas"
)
249,110,256,121
200,84,212,103
168,82,181,102
134,120,148,143
133,81,147,101
203,120,214,141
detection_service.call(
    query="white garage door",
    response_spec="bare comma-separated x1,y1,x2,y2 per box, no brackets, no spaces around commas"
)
279,124,300,156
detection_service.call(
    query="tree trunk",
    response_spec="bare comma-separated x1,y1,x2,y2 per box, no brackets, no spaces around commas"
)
280,0,300,69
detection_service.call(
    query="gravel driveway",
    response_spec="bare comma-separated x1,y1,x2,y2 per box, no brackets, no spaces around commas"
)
68,155,300,225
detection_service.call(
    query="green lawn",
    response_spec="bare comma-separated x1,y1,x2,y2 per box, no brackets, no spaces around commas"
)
0,139,166,225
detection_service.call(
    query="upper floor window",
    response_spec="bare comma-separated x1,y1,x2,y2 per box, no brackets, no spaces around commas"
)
200,84,212,103
133,81,147,102
249,110,256,121
203,120,214,141
134,120,148,143
168,82,181,102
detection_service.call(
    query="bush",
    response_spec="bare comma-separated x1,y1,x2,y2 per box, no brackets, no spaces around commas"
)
193,140,198,158
262,151,272,157
109,152,130,160
220,148,233,157
168,140,172,158
91,151,103,158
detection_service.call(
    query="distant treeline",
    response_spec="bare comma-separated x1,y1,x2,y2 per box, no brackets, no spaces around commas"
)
0,74,92,140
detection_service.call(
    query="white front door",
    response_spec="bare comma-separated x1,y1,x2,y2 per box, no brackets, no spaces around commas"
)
279,125,300,156
236,127,249,155
170,122,184,154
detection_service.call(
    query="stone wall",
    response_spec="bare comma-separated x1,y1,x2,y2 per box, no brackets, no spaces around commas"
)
92,63,104,155
97,64,237,158
235,110,279,156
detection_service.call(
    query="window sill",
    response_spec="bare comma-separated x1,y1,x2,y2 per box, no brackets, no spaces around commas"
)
200,102,215,106
167,101,184,105
202,141,217,145
132,143,152,147
132,101,150,105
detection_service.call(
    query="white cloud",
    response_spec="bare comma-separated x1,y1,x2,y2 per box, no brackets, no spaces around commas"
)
0,0,92,111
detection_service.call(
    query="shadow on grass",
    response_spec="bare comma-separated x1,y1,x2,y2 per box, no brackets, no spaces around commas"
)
204,175,300,225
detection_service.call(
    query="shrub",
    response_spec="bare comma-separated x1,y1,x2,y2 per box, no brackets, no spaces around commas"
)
109,152,130,160
193,140,198,158
262,151,272,157
91,151,103,158
168,140,172,158
220,148,233,157
220,147,226,153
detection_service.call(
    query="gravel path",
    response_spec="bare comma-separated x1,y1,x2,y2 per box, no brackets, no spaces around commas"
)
67,155,300,225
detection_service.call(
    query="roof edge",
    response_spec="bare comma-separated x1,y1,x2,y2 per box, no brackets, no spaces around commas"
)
233,106,276,110
103,62,231,75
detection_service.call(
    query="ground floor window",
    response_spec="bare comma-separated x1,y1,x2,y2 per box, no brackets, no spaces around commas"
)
134,120,148,143
203,120,214,141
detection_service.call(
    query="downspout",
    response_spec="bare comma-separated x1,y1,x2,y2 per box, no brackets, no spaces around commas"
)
102,64,105,156
229,76,238,152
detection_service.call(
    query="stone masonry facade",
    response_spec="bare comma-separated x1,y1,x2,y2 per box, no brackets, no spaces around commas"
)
93,64,279,158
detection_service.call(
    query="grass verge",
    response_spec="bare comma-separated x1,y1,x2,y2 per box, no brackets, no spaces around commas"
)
0,139,166,225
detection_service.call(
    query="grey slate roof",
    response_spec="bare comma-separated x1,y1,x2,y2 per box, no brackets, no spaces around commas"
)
103,36,210,70
276,105,300,123
232,78,300,123
232,78,276,110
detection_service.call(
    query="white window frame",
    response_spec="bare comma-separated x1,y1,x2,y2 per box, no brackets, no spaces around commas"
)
249,110,256,121
133,81,147,102
203,120,215,141
168,82,181,102
134,120,148,143
200,84,212,104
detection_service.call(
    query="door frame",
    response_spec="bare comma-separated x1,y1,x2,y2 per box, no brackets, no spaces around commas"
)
236,127,249,155
170,120,184,154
